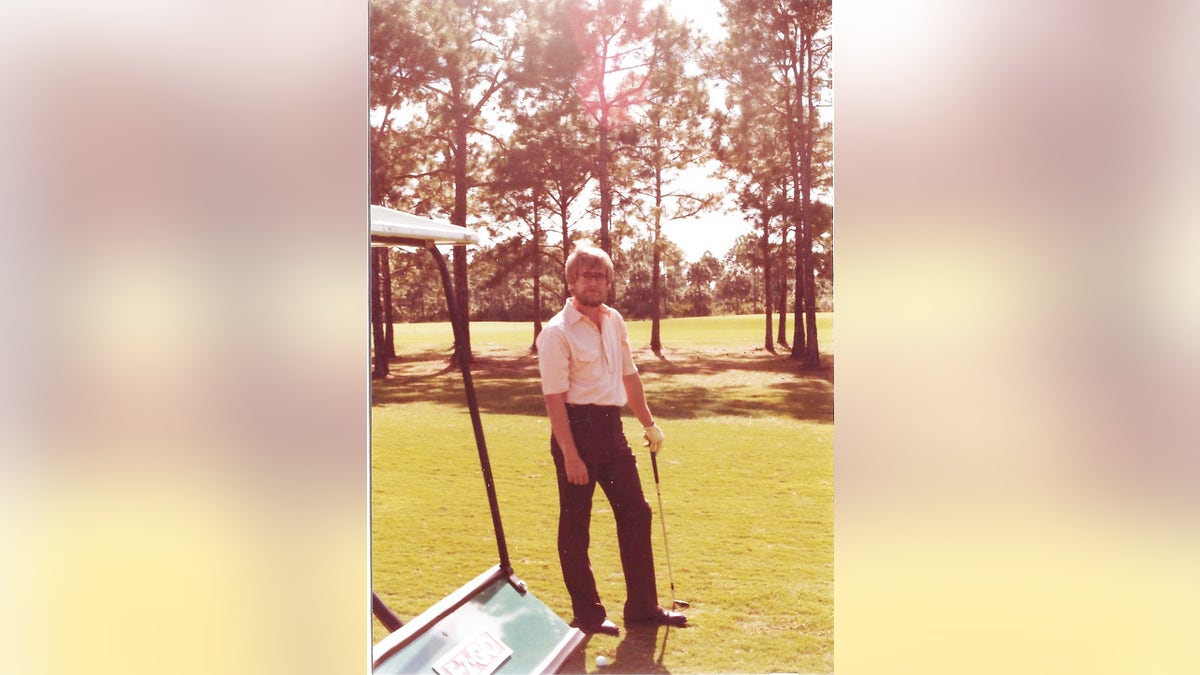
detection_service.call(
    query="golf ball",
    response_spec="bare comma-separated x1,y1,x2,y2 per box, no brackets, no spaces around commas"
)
596,655,608,667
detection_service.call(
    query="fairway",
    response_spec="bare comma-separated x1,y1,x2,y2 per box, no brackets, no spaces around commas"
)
372,314,833,674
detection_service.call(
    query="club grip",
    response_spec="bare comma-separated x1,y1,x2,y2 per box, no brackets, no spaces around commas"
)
650,452,660,484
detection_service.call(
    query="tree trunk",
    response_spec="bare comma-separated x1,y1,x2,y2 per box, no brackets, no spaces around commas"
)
787,33,806,361
598,118,612,255
452,114,472,362
777,215,790,348
790,177,806,360
801,31,821,369
761,211,775,353
382,248,395,359
561,210,571,297
532,203,543,352
650,175,663,355
371,247,389,379
792,233,808,357
598,115,616,306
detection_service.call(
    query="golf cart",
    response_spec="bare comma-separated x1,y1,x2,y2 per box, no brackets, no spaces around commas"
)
369,205,585,674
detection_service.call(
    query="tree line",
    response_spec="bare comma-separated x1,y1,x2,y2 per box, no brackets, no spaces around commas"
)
370,0,832,377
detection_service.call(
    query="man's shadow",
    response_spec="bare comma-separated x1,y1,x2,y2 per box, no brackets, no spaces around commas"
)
607,624,672,674
557,625,674,674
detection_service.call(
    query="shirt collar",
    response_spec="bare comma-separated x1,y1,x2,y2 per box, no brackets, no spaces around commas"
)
564,297,609,325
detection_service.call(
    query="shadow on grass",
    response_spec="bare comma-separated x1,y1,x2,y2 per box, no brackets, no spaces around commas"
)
639,349,833,424
372,346,833,424
609,624,672,674
371,349,548,416
555,625,670,675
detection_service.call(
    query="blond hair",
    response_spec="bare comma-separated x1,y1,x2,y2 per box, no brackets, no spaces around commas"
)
565,240,613,283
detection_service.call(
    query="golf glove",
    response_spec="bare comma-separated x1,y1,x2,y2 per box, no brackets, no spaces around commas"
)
643,423,665,453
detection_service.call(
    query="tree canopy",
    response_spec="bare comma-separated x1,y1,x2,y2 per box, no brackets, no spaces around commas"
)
370,0,833,367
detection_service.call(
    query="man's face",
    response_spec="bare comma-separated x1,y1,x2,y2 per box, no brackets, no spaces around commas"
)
569,263,610,308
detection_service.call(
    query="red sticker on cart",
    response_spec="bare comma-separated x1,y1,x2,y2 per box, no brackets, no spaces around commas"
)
433,630,513,675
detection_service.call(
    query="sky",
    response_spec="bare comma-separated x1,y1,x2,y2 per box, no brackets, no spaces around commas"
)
662,0,727,39
657,168,742,263
649,0,832,263
657,0,741,262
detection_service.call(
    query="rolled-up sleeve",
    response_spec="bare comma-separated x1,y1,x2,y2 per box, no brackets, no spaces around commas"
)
537,325,571,395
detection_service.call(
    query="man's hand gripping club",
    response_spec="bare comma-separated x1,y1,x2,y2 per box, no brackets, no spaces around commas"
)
642,423,665,454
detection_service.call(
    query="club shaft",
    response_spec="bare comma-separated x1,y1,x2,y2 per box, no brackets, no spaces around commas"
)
651,453,678,603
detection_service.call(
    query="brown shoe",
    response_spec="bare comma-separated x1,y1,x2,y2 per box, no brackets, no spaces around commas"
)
570,617,620,636
624,608,687,627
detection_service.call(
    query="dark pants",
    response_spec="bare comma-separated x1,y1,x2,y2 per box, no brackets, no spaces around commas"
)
551,404,659,623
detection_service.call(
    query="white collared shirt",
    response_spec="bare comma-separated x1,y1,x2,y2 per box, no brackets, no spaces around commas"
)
536,298,638,406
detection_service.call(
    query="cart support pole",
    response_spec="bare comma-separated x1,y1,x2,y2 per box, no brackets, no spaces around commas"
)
372,591,404,632
428,246,526,594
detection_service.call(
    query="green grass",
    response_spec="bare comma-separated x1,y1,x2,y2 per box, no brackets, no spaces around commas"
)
373,314,833,674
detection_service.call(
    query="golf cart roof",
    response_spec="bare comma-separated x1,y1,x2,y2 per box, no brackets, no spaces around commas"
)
371,205,479,248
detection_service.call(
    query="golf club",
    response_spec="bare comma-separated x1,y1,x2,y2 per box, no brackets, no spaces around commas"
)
650,452,689,610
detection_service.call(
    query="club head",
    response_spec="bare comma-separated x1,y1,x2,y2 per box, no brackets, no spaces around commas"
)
673,599,690,609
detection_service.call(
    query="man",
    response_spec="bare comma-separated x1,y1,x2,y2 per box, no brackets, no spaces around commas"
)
536,241,687,637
